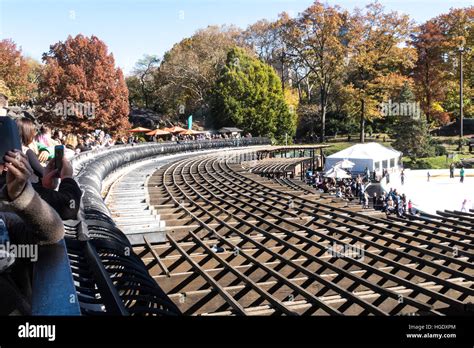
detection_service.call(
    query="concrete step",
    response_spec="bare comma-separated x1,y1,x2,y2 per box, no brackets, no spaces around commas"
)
109,189,146,194
110,208,151,215
108,199,146,205
120,224,166,234
114,216,160,224
127,231,167,245
109,202,148,209
108,196,146,201
110,187,146,191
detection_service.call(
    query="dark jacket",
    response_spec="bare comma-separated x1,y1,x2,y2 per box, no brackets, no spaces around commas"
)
33,178,82,221
0,183,65,315
0,183,65,245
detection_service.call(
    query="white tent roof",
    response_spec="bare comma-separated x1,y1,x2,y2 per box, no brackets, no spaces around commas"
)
327,142,401,162
325,166,351,179
334,159,355,169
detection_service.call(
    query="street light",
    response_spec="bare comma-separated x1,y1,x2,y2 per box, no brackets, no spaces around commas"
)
458,45,471,146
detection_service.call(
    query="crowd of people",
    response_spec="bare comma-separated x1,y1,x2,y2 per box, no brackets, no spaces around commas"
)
169,132,249,142
377,188,415,217
305,168,417,217
1,118,83,315
24,125,117,162
25,125,251,162
306,171,373,207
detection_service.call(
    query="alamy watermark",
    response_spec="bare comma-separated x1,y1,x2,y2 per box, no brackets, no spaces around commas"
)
380,99,421,119
18,322,56,341
216,151,259,166
0,242,38,262
54,100,96,120
326,242,364,260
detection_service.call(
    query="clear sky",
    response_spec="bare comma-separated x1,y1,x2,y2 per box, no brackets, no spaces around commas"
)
0,0,471,75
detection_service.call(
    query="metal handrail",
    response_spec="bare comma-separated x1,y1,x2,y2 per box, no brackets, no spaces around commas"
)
31,239,81,315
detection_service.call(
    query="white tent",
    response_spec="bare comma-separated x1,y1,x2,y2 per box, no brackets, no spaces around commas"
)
324,142,402,174
324,166,351,179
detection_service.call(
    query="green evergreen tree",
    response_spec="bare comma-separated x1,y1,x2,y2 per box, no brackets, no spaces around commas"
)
391,118,435,160
210,47,296,142
396,81,416,103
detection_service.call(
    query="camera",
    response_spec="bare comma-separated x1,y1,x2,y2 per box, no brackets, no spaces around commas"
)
0,116,22,165
54,145,64,173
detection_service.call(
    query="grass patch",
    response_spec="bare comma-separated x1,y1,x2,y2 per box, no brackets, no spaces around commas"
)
324,142,353,156
403,153,474,169
403,156,448,169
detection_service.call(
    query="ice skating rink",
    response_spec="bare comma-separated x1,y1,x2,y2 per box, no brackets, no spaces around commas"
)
380,169,474,214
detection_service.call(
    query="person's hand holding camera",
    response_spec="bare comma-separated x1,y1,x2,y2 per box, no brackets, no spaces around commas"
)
38,150,49,163
59,157,73,179
3,150,33,201
42,157,74,189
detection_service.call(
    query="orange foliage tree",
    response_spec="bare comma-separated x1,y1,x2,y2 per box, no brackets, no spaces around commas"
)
279,2,352,142
346,2,415,142
39,34,130,135
413,19,453,125
413,7,473,125
0,39,36,103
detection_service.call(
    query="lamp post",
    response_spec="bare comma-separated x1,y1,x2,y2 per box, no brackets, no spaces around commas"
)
280,51,286,91
459,46,464,141
458,45,471,148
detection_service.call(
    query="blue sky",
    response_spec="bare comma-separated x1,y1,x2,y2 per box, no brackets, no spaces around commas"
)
0,0,472,75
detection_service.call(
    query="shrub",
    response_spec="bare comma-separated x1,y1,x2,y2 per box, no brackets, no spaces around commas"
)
433,143,447,156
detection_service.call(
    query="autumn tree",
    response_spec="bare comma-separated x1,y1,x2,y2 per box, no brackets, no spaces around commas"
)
436,6,473,75
346,2,415,142
413,7,473,126
39,34,130,134
412,20,450,124
279,2,352,142
240,19,280,65
210,47,296,142
25,57,44,102
155,25,243,123
436,7,473,121
0,79,10,98
242,17,316,100
126,54,160,109
0,39,36,103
